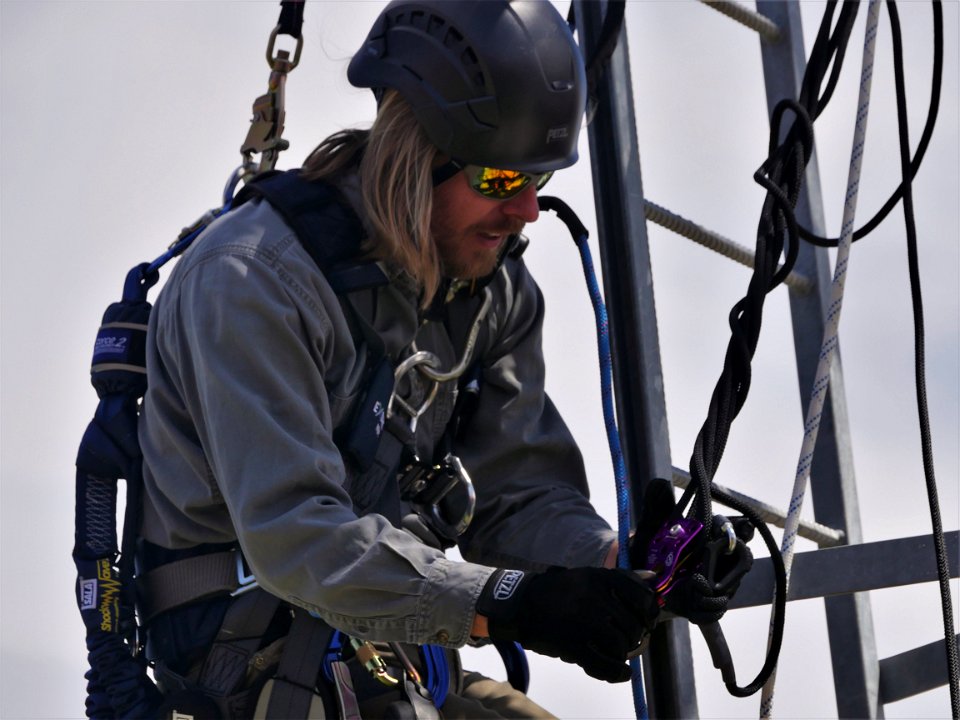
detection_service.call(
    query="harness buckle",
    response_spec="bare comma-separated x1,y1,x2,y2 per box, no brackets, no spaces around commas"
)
230,551,260,597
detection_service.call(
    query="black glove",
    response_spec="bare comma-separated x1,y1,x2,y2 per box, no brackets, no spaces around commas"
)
477,567,659,683
628,478,753,626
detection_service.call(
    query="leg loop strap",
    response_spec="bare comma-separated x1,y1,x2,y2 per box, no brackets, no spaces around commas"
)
262,609,335,719
198,589,282,696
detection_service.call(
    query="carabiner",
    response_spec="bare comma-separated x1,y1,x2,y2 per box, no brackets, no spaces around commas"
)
349,637,399,687
387,351,442,433
425,454,476,537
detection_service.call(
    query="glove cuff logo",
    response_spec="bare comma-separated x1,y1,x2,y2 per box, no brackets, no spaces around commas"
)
493,570,525,601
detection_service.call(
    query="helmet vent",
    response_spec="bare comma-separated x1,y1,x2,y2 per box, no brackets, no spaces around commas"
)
388,7,487,90
443,26,464,49
460,47,485,89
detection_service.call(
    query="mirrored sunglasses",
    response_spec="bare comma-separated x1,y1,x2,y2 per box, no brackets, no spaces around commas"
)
432,159,553,200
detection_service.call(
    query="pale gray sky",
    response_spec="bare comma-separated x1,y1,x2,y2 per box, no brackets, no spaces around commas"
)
1,2,957,718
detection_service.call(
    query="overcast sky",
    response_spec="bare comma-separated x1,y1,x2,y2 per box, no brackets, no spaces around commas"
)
1,2,957,718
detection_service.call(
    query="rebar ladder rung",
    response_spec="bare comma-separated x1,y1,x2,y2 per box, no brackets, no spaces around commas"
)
671,466,846,547
644,199,814,293
699,0,781,42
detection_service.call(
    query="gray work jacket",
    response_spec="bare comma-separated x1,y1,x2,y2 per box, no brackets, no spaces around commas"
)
139,184,616,649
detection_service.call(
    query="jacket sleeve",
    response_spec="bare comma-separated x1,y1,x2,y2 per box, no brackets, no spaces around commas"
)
144,216,493,647
454,259,617,572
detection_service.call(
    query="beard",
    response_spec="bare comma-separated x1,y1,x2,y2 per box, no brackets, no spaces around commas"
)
433,220,525,280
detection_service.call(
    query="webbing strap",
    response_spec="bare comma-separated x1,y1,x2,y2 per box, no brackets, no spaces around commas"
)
348,416,409,520
264,609,335,719
235,170,388,296
136,551,238,623
198,589,282,696
278,0,306,39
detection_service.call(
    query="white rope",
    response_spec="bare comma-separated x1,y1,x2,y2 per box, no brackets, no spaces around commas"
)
644,199,814,294
699,0,781,43
759,1,882,715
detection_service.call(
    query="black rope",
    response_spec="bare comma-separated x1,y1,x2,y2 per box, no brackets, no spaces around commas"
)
801,1,943,247
886,2,959,713
710,487,787,697
679,1,859,530
666,2,861,698
582,1,625,100
801,1,859,119
567,1,627,118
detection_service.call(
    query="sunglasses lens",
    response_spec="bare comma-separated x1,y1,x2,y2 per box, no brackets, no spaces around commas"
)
535,171,553,191
464,165,553,199
471,167,531,199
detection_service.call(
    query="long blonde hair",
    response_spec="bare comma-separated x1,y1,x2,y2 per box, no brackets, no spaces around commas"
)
302,91,441,307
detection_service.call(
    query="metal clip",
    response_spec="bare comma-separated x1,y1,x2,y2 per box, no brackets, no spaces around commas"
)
718,516,737,554
387,351,442,433
425,454,476,537
239,26,302,179
411,289,492,383
349,637,399,687
265,24,303,70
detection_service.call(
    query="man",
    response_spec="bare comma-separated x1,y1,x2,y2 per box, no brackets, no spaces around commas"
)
136,2,736,717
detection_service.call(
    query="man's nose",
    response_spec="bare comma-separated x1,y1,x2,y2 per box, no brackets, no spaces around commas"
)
500,184,540,223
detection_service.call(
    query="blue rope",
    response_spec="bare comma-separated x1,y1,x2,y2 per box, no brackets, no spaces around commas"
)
573,231,648,720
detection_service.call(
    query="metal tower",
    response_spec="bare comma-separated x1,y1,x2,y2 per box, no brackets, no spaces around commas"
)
572,1,959,716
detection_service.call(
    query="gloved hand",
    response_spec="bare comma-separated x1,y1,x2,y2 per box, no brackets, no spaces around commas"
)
628,478,753,626
476,567,659,683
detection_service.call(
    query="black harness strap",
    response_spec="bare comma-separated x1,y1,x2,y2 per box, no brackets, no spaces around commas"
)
235,169,388,294
137,551,238,624
237,170,410,523
197,589,283,697
277,0,306,39
262,609,336,719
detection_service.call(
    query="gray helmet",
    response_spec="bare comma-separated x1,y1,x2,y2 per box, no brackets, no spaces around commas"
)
348,0,586,174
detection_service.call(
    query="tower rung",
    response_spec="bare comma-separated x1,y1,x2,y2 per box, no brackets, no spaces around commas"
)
672,466,845,547
644,199,814,294
699,0,781,42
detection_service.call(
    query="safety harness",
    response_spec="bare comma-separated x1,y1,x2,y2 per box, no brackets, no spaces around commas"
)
74,168,528,719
